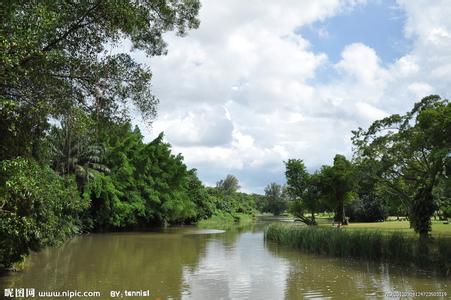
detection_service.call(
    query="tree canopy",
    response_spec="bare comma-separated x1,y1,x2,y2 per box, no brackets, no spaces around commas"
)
216,174,241,195
352,95,450,237
1,0,200,160
261,183,287,216
284,159,319,224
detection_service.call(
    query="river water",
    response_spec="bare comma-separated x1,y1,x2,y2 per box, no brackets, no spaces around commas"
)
0,217,449,299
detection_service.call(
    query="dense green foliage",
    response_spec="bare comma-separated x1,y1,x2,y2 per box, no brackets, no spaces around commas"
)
319,155,356,224
352,95,450,237
216,174,240,194
284,159,313,223
207,175,256,216
259,183,287,216
86,124,204,229
283,156,355,225
345,198,387,222
0,158,88,267
185,175,262,227
0,0,200,125
1,0,200,162
265,224,451,274
345,160,388,222
197,212,253,230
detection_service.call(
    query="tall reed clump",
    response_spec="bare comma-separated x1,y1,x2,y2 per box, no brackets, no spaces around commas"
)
437,237,451,276
264,224,451,275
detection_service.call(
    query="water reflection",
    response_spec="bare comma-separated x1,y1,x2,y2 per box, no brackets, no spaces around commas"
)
0,220,449,300
265,239,450,299
1,229,212,299
182,231,290,299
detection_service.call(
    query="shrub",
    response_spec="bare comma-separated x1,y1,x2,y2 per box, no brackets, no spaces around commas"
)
0,158,88,268
197,211,253,229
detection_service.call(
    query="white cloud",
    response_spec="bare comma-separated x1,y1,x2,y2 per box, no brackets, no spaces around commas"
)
153,105,233,147
129,0,451,192
392,55,419,76
335,43,387,86
407,82,435,99
355,102,388,121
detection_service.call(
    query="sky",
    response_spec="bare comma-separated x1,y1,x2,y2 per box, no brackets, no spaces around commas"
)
128,0,451,193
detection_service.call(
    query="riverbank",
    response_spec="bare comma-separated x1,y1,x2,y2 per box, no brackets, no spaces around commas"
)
265,223,451,275
197,212,254,229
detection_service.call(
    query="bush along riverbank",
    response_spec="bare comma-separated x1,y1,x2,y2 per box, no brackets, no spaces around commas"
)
264,224,451,276
197,212,254,230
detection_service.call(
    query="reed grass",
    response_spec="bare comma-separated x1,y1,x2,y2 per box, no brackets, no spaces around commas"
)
265,224,451,275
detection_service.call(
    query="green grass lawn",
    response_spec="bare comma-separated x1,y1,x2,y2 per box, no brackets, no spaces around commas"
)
318,220,451,237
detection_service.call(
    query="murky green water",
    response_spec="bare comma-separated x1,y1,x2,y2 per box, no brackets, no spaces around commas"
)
1,217,449,299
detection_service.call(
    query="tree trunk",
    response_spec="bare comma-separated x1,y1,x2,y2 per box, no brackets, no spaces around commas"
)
410,185,435,238
295,215,317,226
334,196,345,225
342,204,347,225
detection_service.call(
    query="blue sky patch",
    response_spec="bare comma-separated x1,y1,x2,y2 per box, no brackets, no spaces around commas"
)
297,0,411,66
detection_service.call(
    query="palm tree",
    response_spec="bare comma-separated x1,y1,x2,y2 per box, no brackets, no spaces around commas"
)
216,174,240,194
50,112,109,189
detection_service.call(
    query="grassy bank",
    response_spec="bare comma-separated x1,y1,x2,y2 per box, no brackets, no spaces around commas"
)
265,224,451,275
197,212,254,229
343,220,451,237
310,214,451,237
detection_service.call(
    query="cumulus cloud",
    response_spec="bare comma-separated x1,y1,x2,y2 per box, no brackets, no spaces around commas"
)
129,0,451,192
152,105,233,147
336,43,387,86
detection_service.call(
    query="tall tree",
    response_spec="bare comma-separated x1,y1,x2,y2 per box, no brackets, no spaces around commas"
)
184,169,214,221
303,172,322,224
352,95,450,237
320,155,355,225
284,159,317,225
216,175,241,195
347,159,388,222
49,109,109,190
0,100,49,160
1,0,200,158
263,183,287,216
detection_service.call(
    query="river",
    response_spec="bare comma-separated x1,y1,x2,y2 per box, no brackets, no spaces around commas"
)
0,217,449,299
